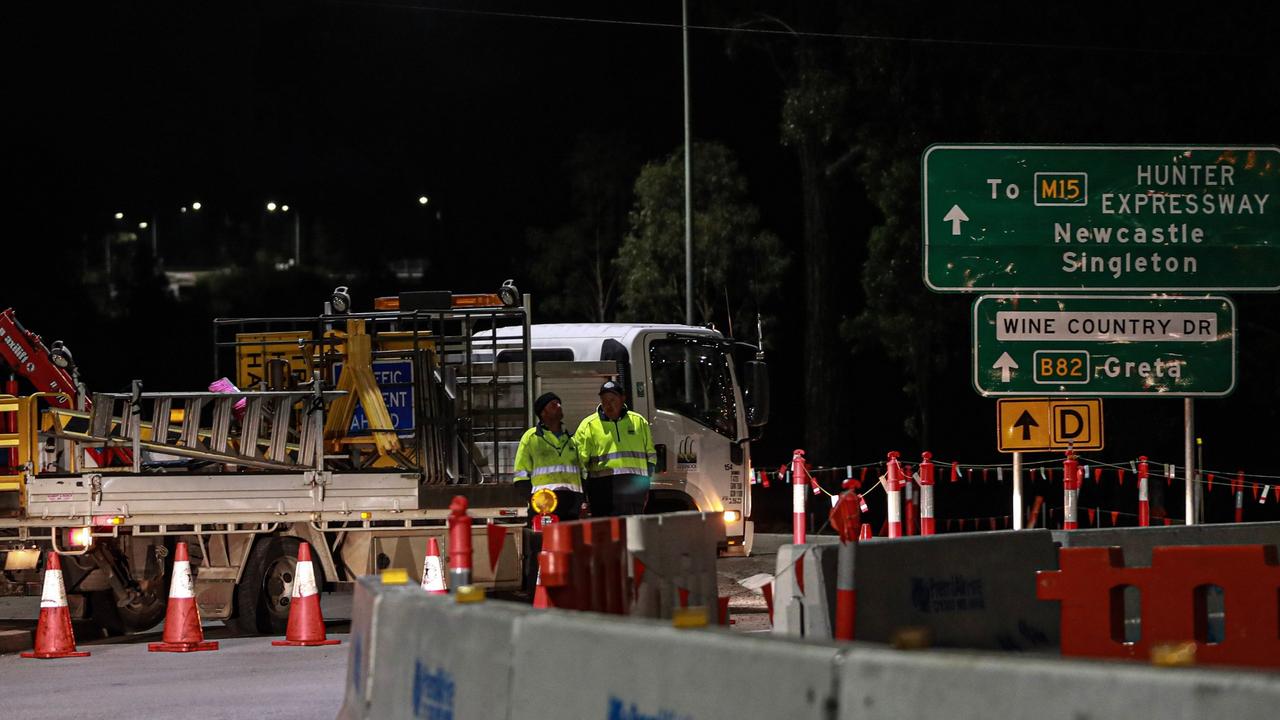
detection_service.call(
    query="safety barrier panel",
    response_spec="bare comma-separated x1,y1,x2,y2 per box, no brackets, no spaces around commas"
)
342,569,1280,719
627,511,724,619
338,575,531,720
1037,544,1280,668
538,516,629,613
1053,520,1280,565
775,530,1061,650
535,511,723,618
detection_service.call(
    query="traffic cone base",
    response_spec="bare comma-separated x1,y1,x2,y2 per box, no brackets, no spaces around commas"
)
148,639,220,652
150,541,219,653
273,542,339,647
21,553,90,659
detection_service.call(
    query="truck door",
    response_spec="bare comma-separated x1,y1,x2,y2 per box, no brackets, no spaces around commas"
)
643,334,748,544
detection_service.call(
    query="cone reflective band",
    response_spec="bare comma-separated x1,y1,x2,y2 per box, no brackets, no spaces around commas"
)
791,449,807,544
886,451,904,538
1138,456,1150,527
447,495,473,591
421,537,447,594
1062,452,1081,531
149,542,218,652
21,553,90,659
834,540,856,641
918,452,936,536
273,542,340,646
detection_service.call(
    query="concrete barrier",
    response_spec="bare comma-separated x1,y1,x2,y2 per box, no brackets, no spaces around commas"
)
509,612,842,720
338,575,531,720
627,511,724,618
775,530,1061,650
1054,521,1280,564
836,643,1280,720
341,568,1279,719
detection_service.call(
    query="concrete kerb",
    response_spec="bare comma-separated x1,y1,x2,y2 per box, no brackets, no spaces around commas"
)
835,643,1280,720
775,530,1061,650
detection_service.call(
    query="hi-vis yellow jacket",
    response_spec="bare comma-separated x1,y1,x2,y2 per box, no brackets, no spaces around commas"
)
513,425,584,492
573,407,657,479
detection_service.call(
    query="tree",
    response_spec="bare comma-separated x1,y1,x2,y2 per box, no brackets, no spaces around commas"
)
526,132,640,322
616,141,787,339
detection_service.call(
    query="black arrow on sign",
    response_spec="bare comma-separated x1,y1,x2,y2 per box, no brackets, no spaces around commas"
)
1013,410,1039,440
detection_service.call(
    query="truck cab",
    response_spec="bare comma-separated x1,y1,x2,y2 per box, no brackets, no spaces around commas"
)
478,323,769,556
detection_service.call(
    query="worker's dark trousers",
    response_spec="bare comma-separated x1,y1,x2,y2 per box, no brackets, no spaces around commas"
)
589,474,649,516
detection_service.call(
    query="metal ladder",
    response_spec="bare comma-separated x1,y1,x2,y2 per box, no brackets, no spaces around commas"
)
51,382,347,472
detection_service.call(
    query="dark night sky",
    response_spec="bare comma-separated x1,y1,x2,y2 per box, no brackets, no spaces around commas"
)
8,2,1280,526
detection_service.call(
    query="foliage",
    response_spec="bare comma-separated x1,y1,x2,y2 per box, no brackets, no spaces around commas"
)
616,141,788,338
526,132,640,322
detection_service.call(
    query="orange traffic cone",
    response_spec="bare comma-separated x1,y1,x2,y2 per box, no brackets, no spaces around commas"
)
149,541,218,652
532,562,549,609
21,552,89,659
421,537,447,595
859,523,873,540
273,542,339,646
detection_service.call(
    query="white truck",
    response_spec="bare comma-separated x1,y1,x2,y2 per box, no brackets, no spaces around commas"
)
0,286,767,636
476,323,769,556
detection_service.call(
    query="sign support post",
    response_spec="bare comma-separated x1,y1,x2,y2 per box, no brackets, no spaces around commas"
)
1185,399,1195,526
1012,452,1023,530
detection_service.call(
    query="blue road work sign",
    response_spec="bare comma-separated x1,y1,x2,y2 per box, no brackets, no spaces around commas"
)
333,360,415,435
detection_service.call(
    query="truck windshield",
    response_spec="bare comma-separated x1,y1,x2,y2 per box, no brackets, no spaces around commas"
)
649,338,738,439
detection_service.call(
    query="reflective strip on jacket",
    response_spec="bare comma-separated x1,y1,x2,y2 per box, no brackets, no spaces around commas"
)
513,425,584,492
573,407,657,479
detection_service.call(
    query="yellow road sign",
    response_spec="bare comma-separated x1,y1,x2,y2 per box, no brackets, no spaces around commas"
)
997,398,1103,453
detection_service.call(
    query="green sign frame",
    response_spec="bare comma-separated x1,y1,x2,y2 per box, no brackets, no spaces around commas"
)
923,145,1280,292
972,295,1236,397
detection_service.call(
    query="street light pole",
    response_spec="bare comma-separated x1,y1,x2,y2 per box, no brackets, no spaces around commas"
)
682,0,693,327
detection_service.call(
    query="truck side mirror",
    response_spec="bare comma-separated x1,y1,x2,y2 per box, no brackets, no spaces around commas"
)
743,360,770,428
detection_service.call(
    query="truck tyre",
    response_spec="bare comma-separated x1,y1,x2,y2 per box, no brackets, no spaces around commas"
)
87,539,172,636
90,588,169,636
233,535,324,635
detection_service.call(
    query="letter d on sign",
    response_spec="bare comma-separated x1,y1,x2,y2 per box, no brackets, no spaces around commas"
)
1057,408,1084,440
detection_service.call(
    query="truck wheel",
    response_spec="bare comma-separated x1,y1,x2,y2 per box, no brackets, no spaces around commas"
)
87,540,172,636
233,536,322,635
90,588,169,636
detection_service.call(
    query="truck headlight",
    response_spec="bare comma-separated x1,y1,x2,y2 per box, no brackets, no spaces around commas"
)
723,511,741,524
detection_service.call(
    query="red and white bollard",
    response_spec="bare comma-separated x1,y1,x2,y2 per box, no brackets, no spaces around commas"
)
1137,456,1150,527
835,540,856,640
447,495,473,591
791,449,808,544
886,451,905,538
1062,452,1081,530
918,452,936,536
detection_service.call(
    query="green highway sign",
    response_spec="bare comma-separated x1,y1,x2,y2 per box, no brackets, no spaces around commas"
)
923,145,1280,292
972,295,1236,397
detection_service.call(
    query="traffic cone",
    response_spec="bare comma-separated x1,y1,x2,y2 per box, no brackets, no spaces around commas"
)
859,523,873,540
273,542,339,646
532,563,549,609
421,537,447,595
149,541,218,652
21,552,89,659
